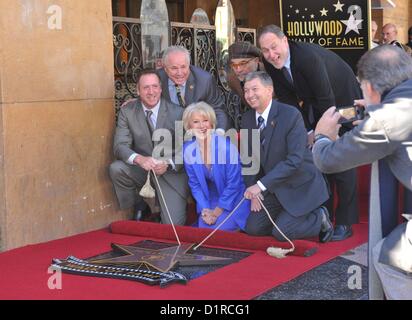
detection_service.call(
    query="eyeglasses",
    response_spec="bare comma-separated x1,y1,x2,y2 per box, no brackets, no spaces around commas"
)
230,58,256,69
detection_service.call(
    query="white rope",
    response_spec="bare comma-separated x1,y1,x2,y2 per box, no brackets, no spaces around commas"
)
149,171,295,258
192,197,246,251
257,197,295,258
151,169,181,245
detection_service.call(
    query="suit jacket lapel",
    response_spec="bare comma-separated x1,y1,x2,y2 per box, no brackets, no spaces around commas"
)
135,101,153,149
160,69,171,102
155,99,167,130
285,42,297,90
185,71,195,105
262,101,279,164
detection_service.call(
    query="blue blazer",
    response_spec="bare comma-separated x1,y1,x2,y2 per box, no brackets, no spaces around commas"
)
183,134,250,230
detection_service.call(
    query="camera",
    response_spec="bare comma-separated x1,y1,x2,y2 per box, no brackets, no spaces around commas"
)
336,105,365,124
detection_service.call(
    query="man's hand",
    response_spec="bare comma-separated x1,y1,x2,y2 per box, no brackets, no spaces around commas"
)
250,198,262,212
134,155,158,171
352,99,366,126
354,99,366,109
314,107,341,141
153,159,168,176
244,184,262,200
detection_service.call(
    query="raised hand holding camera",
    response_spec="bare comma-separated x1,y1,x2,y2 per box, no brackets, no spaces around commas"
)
336,105,365,124
314,107,341,142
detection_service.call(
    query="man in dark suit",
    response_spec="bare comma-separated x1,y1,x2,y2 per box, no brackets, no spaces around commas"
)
157,46,229,132
109,69,189,225
241,71,333,243
258,25,362,241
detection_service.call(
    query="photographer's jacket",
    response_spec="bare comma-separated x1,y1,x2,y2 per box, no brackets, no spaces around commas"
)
312,78,412,191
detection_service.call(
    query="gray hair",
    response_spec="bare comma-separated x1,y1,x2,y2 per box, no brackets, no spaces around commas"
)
244,71,274,88
357,45,412,95
162,46,191,66
182,102,216,131
258,24,285,42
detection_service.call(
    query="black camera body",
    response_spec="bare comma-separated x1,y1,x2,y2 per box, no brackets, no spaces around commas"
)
337,105,365,124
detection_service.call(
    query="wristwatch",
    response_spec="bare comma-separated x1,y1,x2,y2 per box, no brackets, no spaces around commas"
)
314,133,331,143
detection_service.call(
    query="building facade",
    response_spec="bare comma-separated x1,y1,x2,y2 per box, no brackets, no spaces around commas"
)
0,0,411,250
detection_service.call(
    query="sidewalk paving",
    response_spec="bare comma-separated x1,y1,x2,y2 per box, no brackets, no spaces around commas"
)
255,243,368,300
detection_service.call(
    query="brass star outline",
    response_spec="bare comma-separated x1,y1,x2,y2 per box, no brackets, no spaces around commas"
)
89,243,232,273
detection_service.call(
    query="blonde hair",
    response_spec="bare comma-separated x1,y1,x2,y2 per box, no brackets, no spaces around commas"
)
182,102,216,131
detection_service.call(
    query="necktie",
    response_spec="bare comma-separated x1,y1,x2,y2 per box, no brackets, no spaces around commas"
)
145,110,155,136
282,66,293,85
175,84,186,108
257,116,265,145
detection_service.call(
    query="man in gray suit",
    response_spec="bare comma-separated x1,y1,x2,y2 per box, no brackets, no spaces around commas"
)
241,71,333,242
157,46,229,132
312,45,412,299
110,69,189,225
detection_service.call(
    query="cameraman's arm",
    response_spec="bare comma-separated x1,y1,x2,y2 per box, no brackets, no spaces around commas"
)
312,115,394,174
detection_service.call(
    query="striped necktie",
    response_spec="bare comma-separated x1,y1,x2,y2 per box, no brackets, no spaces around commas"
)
145,110,155,136
257,116,265,144
175,84,186,108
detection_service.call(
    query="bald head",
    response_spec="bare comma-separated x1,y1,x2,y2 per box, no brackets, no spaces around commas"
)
382,23,398,44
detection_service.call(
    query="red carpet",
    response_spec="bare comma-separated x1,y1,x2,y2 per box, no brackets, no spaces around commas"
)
0,221,367,300
110,221,318,257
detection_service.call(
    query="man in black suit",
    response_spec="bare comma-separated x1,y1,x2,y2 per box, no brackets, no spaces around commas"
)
258,25,362,241
157,46,229,132
241,71,333,243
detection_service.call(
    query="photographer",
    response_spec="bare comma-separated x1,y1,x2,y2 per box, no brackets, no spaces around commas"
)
312,45,412,299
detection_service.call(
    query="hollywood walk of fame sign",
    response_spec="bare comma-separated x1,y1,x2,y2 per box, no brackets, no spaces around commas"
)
51,242,233,287
279,0,371,71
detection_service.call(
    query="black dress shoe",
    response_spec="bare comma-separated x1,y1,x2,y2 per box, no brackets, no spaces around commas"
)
331,225,353,241
134,209,144,221
318,206,334,243
134,203,150,221
142,212,161,223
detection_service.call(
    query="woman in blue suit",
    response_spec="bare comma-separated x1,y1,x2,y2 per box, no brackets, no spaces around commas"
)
182,102,250,231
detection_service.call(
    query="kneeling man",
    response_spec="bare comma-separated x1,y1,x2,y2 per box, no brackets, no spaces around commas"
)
241,71,333,242
109,69,189,225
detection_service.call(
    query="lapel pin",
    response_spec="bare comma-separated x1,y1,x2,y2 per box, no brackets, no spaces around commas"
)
189,85,194,90
271,121,276,127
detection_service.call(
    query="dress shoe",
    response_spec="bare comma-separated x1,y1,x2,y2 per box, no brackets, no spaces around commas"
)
331,225,353,241
133,203,150,221
318,206,334,243
142,212,161,223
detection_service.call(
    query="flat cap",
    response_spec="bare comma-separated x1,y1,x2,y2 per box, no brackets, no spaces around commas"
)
228,41,261,60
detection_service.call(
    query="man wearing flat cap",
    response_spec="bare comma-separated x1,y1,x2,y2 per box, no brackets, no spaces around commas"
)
227,41,266,128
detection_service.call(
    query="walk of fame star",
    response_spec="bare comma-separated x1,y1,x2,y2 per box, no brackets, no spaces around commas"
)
89,243,232,273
